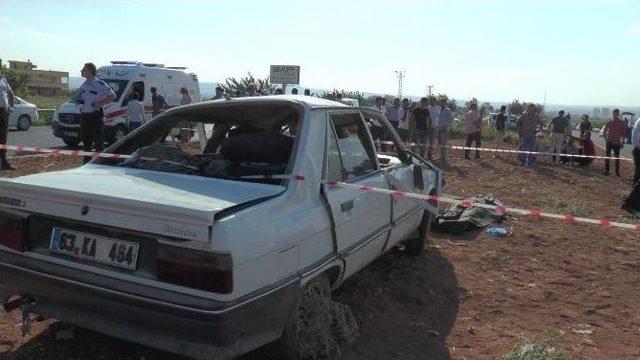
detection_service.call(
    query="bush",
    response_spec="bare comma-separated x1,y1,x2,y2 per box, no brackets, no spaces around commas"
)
448,125,466,138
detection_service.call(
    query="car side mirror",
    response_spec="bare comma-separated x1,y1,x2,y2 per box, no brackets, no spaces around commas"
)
413,164,424,190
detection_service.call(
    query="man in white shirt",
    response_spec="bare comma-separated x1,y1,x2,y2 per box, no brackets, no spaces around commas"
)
398,98,411,142
437,97,454,164
126,92,145,131
370,97,387,143
0,72,15,170
464,102,482,159
77,62,116,163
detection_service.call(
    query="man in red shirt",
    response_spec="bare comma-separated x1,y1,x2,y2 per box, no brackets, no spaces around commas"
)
602,109,626,176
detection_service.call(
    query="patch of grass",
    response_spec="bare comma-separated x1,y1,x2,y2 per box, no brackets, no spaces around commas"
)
484,250,511,267
35,110,54,126
537,188,590,217
448,125,466,139
504,341,571,360
543,328,557,341
27,94,71,110
502,130,520,146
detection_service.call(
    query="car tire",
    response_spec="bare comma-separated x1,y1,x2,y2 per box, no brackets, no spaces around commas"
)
403,210,433,255
16,115,31,131
63,138,80,148
277,274,332,360
108,124,129,145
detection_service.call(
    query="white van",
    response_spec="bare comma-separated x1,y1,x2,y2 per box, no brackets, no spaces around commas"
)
52,61,201,146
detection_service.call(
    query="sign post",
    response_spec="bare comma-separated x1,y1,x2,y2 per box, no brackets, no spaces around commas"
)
270,65,300,94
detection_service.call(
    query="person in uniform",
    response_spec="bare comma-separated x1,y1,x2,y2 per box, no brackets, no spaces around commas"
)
0,72,15,170
77,62,116,163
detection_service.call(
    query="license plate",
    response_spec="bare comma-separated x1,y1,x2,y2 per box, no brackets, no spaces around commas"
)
61,131,77,137
49,228,139,270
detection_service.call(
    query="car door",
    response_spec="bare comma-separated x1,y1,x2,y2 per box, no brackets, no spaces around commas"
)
360,108,439,251
323,110,392,279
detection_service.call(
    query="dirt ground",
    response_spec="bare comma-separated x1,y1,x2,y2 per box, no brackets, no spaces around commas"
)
0,140,639,360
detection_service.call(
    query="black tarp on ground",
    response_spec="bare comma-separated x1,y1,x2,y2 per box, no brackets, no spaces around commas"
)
435,195,506,234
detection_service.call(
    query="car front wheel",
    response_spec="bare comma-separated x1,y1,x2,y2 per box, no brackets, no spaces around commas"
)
403,211,433,255
16,115,31,131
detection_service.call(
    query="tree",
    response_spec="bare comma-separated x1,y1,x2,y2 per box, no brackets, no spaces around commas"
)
447,98,458,112
0,59,31,98
320,89,374,106
481,102,494,113
508,99,525,115
220,72,274,97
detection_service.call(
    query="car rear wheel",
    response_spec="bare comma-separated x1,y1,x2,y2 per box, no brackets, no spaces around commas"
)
16,115,31,131
277,274,333,359
403,211,433,255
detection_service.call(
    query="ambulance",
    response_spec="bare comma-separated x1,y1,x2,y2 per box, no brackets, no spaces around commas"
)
52,61,201,146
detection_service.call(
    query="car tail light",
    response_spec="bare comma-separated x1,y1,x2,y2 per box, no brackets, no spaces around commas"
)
156,244,233,294
0,212,25,252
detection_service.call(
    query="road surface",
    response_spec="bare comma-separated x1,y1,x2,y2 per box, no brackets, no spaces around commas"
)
6,126,69,157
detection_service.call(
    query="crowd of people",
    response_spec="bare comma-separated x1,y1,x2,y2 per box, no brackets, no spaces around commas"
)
0,69,639,210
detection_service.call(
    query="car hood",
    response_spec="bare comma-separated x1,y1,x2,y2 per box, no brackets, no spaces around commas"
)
0,165,286,241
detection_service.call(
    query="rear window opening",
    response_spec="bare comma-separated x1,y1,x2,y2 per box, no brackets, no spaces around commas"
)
97,103,301,184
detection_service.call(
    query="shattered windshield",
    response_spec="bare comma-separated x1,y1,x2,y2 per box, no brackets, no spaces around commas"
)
95,103,300,184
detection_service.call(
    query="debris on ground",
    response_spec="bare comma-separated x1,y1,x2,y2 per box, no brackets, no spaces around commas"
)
485,225,512,237
435,194,506,233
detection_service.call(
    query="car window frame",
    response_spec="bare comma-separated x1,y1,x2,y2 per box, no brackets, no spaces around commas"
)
359,107,406,170
325,109,381,184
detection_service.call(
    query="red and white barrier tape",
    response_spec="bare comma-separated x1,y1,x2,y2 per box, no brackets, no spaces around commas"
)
1,144,637,231
323,180,639,232
374,140,633,162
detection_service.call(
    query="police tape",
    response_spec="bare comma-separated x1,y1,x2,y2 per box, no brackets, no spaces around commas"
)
2,144,638,231
323,180,640,232
374,140,633,162
231,175,640,232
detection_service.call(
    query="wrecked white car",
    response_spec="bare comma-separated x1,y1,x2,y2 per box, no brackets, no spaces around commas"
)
0,96,442,359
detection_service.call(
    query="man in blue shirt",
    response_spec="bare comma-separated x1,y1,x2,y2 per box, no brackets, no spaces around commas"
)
77,62,116,163
437,97,454,164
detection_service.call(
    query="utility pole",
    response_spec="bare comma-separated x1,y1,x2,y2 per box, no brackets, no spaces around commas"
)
394,70,405,99
427,84,434,97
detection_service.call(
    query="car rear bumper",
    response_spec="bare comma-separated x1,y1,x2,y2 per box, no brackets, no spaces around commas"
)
0,257,300,360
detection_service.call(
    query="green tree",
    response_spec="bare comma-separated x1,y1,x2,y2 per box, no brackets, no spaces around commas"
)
447,98,458,112
464,97,479,109
0,59,31,98
508,99,525,115
320,89,374,106
220,72,274,97
481,102,494,113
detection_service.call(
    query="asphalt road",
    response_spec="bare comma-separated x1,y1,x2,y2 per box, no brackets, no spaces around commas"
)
6,126,69,157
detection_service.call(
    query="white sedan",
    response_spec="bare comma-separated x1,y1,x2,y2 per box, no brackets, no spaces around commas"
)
9,96,38,131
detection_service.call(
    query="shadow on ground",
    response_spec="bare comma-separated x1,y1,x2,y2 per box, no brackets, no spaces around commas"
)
335,248,460,360
3,249,459,360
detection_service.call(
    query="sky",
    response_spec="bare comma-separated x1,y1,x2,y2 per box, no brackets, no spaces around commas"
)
0,0,638,106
